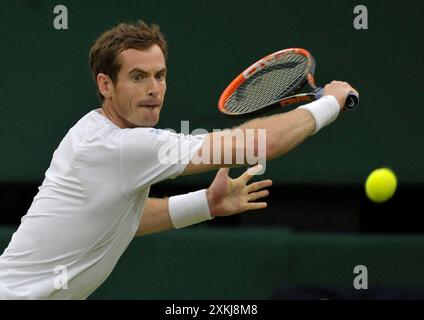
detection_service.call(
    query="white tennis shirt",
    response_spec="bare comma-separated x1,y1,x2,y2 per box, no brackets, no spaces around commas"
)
0,109,205,299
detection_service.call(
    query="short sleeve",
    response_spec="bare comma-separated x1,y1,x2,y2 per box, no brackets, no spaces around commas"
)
120,128,205,194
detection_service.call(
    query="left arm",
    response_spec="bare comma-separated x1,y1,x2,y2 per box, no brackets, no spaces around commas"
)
136,198,172,236
136,164,272,237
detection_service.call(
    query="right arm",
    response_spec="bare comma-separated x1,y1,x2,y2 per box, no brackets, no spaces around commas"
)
183,108,315,176
182,81,357,175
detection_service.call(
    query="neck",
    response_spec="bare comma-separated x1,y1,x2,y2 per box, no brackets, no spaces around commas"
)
100,100,136,129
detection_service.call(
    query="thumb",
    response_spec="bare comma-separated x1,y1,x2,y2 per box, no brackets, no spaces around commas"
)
209,167,230,199
216,167,230,180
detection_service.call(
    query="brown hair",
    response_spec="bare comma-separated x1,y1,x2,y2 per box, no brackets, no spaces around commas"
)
89,20,167,102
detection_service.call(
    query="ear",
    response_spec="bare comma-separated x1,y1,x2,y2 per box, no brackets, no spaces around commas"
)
97,73,113,100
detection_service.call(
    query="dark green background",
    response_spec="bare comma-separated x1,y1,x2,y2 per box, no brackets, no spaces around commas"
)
1,0,423,184
2,226,423,299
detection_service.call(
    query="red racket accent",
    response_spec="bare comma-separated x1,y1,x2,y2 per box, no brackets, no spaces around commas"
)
218,47,358,115
218,48,314,113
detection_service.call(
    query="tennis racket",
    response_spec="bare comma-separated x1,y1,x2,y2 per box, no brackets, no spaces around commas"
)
218,48,359,116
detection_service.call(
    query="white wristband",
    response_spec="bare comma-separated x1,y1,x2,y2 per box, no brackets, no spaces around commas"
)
298,95,340,134
168,189,214,229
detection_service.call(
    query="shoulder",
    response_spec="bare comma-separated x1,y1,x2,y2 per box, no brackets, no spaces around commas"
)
121,127,206,148
67,111,123,161
121,127,177,143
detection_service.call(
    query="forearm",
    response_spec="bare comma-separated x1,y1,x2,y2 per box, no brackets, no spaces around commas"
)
184,108,315,174
136,198,173,236
237,108,315,160
136,191,213,236
183,95,340,175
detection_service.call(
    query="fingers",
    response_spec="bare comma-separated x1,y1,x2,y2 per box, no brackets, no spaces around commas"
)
238,164,271,212
246,202,267,210
326,80,358,95
240,164,264,183
246,179,273,193
350,86,359,96
323,80,359,110
248,190,269,202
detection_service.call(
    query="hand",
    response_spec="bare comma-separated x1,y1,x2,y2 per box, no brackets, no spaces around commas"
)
206,164,272,217
323,81,359,110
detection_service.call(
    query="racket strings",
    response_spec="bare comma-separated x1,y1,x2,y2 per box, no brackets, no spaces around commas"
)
230,55,307,113
226,54,309,114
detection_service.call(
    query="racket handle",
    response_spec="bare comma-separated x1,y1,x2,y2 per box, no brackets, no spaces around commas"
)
315,88,359,110
345,92,359,110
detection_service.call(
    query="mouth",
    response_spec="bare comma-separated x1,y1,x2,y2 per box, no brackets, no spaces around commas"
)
138,102,161,110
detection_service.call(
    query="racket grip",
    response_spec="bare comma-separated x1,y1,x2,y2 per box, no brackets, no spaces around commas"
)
345,92,359,110
315,88,359,110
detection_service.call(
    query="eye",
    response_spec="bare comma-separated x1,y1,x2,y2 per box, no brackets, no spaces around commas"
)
133,74,145,82
156,73,166,81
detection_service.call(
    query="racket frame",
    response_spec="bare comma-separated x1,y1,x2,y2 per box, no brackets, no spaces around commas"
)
218,48,318,115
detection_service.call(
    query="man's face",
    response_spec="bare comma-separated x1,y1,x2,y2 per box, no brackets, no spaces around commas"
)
109,45,167,127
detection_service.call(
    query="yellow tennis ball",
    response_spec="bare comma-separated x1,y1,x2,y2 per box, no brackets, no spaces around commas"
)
365,168,397,203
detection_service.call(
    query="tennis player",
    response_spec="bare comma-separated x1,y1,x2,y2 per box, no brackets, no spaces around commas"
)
0,21,357,299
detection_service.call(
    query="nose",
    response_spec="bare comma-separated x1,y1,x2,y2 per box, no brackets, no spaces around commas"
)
147,78,160,97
